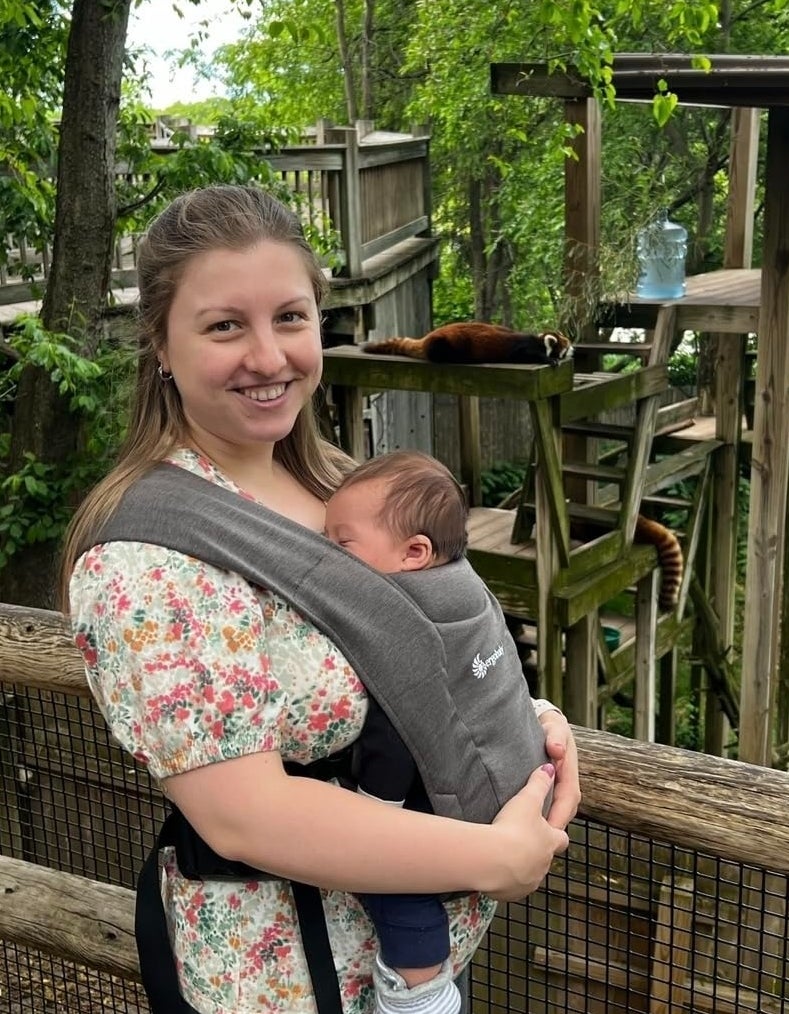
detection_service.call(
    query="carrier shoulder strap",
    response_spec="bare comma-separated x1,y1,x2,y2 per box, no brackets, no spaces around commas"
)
90,462,500,820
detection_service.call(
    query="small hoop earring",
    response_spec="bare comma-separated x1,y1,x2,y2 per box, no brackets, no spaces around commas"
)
157,363,173,381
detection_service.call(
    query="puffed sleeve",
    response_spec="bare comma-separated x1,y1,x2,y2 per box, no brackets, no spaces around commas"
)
70,540,287,780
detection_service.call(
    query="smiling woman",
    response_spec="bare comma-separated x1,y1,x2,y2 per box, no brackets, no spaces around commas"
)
57,184,580,1014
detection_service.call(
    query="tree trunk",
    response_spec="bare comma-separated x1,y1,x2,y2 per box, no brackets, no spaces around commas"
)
360,0,375,119
1,0,131,608
334,0,358,123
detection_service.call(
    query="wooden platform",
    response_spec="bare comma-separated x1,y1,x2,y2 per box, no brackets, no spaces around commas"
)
322,343,574,399
599,267,761,333
467,507,536,558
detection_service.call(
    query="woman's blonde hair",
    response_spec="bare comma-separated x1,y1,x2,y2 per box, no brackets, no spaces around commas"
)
60,184,351,609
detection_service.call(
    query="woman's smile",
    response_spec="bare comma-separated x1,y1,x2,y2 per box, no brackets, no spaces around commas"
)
236,382,288,403
161,240,323,461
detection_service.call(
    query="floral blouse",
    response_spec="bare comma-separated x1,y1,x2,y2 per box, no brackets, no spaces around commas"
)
69,450,496,1014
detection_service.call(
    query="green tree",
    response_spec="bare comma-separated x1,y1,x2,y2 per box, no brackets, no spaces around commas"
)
218,0,766,326
216,0,418,131
1,0,132,607
0,2,67,286
0,1,344,609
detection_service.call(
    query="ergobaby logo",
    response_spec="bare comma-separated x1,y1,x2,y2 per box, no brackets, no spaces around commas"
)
472,644,504,679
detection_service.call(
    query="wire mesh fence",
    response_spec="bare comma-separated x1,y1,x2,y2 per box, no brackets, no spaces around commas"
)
2,683,787,1013
473,823,788,1014
0,944,148,1014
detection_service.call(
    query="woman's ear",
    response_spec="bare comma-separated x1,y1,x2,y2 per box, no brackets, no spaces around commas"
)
401,534,434,571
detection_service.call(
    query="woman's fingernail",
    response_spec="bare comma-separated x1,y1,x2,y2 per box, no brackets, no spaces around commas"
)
541,763,555,777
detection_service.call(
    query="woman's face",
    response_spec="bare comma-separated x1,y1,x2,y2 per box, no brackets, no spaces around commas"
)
160,240,323,458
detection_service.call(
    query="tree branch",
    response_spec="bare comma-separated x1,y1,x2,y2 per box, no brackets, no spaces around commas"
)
116,177,165,218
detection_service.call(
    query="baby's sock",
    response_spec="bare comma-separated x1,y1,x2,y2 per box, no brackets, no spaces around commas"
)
372,954,461,1014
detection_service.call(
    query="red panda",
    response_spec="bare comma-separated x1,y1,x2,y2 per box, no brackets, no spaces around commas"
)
362,322,573,366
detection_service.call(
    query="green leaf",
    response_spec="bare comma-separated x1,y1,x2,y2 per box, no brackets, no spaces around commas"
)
652,91,678,127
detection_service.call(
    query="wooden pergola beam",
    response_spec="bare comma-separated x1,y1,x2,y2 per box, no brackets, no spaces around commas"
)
739,107,789,764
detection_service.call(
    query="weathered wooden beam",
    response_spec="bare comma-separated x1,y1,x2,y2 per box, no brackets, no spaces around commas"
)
333,385,366,460
529,398,571,567
491,57,789,108
639,439,721,499
558,365,667,424
356,139,430,170
0,696,23,856
4,606,786,878
633,570,660,741
322,345,574,401
740,106,789,765
0,603,89,696
490,63,591,99
649,876,695,1014
725,108,761,269
458,395,482,507
360,215,430,262
0,723,788,994
576,726,789,873
559,529,624,584
619,306,677,542
602,614,692,693
701,110,759,753
563,96,600,338
0,854,140,981
553,544,658,626
564,613,598,727
657,649,678,746
689,577,741,726
675,457,712,619
654,397,700,435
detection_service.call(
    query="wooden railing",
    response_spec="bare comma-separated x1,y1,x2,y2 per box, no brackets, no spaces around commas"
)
0,121,432,306
1,599,788,1011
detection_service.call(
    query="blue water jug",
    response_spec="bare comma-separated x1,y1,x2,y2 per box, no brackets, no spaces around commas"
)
636,209,688,299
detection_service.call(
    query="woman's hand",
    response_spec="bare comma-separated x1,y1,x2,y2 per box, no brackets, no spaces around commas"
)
485,763,569,902
539,709,581,830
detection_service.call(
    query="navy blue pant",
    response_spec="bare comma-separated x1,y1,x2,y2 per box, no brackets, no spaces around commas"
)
361,892,450,969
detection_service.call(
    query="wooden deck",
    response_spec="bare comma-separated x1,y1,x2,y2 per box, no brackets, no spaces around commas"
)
467,507,536,558
600,267,761,333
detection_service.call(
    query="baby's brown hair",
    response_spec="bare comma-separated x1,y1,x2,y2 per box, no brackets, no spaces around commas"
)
337,451,468,563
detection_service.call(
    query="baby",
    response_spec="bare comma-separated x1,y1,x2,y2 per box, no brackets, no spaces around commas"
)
325,450,553,1014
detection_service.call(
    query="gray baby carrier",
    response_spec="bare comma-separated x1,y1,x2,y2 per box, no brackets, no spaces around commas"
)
90,463,549,1014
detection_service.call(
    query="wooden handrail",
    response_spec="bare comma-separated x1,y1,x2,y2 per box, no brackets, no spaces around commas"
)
0,855,140,981
2,601,789,875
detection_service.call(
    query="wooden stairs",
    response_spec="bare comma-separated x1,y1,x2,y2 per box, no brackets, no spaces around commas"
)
463,306,724,736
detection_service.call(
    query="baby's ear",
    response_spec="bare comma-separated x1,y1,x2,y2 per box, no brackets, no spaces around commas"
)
401,534,434,571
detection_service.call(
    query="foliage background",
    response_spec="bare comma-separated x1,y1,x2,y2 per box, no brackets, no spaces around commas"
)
3,0,789,752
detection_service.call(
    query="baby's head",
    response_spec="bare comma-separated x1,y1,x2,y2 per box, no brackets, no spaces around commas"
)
325,451,468,574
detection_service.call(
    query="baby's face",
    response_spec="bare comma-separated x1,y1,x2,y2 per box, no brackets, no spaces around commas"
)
324,479,407,573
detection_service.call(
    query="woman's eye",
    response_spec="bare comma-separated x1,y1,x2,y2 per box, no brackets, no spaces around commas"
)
210,320,239,334
279,311,307,325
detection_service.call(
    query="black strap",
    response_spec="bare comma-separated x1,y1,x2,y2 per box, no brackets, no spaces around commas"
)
136,752,352,1014
135,814,199,1013
291,880,345,1014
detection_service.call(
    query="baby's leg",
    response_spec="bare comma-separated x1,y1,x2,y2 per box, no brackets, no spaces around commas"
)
364,894,461,1014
